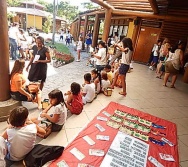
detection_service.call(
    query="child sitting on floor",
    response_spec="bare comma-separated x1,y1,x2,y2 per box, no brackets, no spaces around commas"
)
2,106,45,162
65,82,83,115
91,69,101,94
104,64,113,84
100,71,111,94
33,89,67,132
82,73,95,104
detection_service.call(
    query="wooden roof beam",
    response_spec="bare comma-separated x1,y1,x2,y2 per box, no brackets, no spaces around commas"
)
112,9,188,22
91,0,114,10
148,0,159,14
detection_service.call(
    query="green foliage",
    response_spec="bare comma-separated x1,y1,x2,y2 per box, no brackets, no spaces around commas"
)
42,16,52,34
46,1,79,22
36,0,47,7
46,42,70,55
81,2,98,10
7,0,22,7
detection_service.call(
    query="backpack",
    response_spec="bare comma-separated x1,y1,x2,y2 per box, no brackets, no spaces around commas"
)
24,144,64,167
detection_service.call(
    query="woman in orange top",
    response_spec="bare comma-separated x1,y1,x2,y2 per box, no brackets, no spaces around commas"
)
10,59,42,109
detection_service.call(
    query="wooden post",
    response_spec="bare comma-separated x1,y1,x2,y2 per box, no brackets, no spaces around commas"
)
92,14,100,48
102,9,112,42
132,18,141,61
0,1,10,101
77,16,81,41
83,15,88,43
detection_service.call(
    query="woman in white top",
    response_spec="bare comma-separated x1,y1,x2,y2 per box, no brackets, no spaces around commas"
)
76,36,83,62
163,42,184,88
93,41,107,72
111,38,133,96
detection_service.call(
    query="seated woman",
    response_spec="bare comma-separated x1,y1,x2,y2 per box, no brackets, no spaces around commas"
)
10,59,42,109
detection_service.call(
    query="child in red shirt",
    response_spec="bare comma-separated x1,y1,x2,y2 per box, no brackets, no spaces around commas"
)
65,82,83,115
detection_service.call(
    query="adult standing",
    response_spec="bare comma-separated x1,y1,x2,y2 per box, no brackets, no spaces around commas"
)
93,41,107,72
59,29,64,41
111,38,133,96
85,31,92,53
26,36,51,90
9,22,19,60
163,41,184,88
65,31,71,46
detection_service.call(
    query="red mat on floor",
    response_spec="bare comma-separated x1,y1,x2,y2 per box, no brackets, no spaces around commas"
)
50,102,179,167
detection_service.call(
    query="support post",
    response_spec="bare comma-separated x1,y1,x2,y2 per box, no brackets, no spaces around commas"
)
0,0,10,101
92,14,100,48
102,9,112,42
77,16,81,41
52,0,56,45
83,15,88,43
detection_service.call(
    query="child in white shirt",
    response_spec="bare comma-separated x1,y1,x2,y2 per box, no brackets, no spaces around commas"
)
82,73,95,104
76,36,83,62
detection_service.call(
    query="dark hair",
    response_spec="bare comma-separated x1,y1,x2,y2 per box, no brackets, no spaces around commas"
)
71,82,81,95
10,59,25,78
157,39,162,43
84,73,92,83
48,89,64,105
104,64,111,70
101,71,108,80
114,32,118,36
120,35,126,41
98,40,107,56
91,69,102,87
9,106,29,127
121,38,133,51
36,36,44,45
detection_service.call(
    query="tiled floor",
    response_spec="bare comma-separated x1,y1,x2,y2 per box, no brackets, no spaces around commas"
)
1,44,188,166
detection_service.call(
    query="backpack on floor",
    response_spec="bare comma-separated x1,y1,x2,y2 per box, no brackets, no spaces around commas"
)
24,144,64,167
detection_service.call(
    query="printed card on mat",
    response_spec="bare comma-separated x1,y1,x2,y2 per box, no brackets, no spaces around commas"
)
70,148,85,161
57,160,69,167
89,149,105,156
100,131,149,167
83,135,95,145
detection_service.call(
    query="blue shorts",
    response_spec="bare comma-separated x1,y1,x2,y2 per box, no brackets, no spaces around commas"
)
152,56,159,63
119,64,129,75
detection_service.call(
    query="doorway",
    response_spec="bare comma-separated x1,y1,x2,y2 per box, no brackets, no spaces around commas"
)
133,27,161,63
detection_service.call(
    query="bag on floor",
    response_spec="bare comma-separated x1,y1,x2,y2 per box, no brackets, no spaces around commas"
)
24,144,64,167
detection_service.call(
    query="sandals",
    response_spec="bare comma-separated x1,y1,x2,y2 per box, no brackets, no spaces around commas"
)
163,84,167,87
119,92,127,96
170,85,175,88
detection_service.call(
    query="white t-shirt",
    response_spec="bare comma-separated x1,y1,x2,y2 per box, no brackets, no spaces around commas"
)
9,27,19,40
66,33,71,39
82,83,95,104
121,48,133,65
6,123,37,161
152,44,159,57
96,79,111,93
77,41,82,50
0,137,6,167
96,48,107,66
53,103,67,125
101,80,111,91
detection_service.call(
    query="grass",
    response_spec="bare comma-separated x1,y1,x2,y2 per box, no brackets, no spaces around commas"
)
46,42,70,55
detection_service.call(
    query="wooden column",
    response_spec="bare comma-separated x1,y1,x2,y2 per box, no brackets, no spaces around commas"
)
132,18,141,60
92,14,100,48
102,9,112,42
77,16,81,41
83,15,88,43
0,1,10,101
